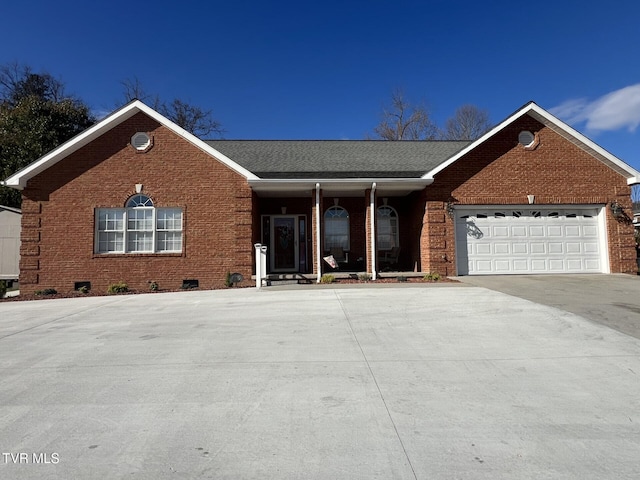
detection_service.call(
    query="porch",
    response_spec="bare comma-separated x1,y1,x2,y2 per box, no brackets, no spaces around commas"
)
252,181,432,281
254,271,428,286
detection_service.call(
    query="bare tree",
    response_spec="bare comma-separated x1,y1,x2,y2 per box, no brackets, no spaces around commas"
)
119,77,225,138
632,184,640,209
370,89,438,140
162,99,224,138
442,104,492,140
0,62,67,105
120,76,160,109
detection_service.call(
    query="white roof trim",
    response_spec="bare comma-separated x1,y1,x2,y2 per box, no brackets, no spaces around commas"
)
3,100,258,190
248,177,433,196
249,177,432,188
0,205,21,214
424,101,640,184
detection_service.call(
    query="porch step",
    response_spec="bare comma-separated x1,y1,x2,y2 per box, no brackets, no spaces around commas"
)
264,274,314,286
266,279,304,286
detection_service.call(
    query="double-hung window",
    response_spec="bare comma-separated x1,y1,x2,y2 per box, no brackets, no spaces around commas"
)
377,205,399,251
96,195,183,254
324,206,350,251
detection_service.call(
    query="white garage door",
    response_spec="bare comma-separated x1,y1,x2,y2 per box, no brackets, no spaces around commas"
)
455,206,608,275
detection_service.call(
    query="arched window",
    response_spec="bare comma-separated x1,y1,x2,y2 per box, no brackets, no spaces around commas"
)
377,205,399,251
96,194,182,254
126,194,154,207
324,206,350,251
125,195,154,252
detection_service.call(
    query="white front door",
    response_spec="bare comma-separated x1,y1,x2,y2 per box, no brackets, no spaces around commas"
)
455,206,608,275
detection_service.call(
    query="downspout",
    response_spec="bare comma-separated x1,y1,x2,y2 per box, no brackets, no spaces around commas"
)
315,183,321,283
370,183,377,280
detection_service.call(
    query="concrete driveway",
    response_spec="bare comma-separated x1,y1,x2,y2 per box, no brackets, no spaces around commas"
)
1,285,640,479
456,274,640,339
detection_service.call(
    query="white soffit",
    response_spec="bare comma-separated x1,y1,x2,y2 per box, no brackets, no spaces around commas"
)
424,102,640,184
3,100,258,190
248,177,433,197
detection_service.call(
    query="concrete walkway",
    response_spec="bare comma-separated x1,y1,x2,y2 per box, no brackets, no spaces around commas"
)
1,286,640,479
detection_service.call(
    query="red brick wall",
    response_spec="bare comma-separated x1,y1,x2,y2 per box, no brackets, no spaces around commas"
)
20,112,254,294
422,115,636,275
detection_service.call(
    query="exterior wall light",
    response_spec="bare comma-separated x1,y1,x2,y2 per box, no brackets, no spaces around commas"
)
445,201,456,219
610,201,625,220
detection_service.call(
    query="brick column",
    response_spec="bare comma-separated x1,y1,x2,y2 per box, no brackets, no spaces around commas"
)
19,198,42,291
421,201,455,276
311,187,323,275
364,188,374,274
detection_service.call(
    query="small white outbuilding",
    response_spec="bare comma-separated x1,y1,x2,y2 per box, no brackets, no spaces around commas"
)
0,205,21,281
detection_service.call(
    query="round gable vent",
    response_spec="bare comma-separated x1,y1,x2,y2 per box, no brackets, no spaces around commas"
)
131,132,152,152
518,130,535,147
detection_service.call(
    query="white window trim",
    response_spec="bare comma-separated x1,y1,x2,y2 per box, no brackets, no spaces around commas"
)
324,206,351,251
95,204,183,254
376,205,399,251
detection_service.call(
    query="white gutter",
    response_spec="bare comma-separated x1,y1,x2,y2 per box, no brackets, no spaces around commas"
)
248,177,432,195
3,100,259,190
627,176,640,186
315,183,321,283
370,182,377,280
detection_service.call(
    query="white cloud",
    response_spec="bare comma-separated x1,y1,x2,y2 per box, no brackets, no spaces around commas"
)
550,84,640,133
92,109,112,121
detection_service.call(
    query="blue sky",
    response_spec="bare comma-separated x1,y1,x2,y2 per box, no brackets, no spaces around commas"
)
2,0,640,170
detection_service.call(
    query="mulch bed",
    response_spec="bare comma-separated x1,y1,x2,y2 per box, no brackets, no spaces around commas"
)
1,276,457,302
0,288,196,302
323,277,457,284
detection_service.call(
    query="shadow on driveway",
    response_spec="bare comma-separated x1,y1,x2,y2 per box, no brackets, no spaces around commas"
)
455,274,640,339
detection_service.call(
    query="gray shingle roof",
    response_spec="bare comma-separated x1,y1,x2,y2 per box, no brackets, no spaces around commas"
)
205,140,470,178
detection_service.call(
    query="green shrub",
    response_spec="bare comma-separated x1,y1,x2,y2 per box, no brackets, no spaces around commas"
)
225,271,232,288
397,275,408,282
0,280,7,298
358,273,372,282
107,282,129,294
35,288,57,296
423,272,441,282
33,288,58,296
78,285,89,294
320,274,336,284
149,281,159,291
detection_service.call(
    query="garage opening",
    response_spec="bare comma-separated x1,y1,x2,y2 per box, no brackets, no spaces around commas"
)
455,206,608,275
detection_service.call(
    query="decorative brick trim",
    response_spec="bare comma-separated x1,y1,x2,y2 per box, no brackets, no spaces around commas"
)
20,272,39,285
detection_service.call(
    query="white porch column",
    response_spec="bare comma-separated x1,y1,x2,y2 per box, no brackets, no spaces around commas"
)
254,243,267,288
315,183,322,283
370,183,377,280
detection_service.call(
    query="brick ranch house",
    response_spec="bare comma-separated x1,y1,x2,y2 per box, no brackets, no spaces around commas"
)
3,100,639,294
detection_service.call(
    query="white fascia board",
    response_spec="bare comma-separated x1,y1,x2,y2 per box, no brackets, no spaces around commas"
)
4,102,140,189
132,102,258,181
424,101,640,183
0,205,21,214
248,177,433,193
627,177,640,186
525,104,640,181
3,100,258,190
423,104,533,179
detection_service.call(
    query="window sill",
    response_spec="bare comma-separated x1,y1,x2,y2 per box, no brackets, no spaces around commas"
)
92,252,185,258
